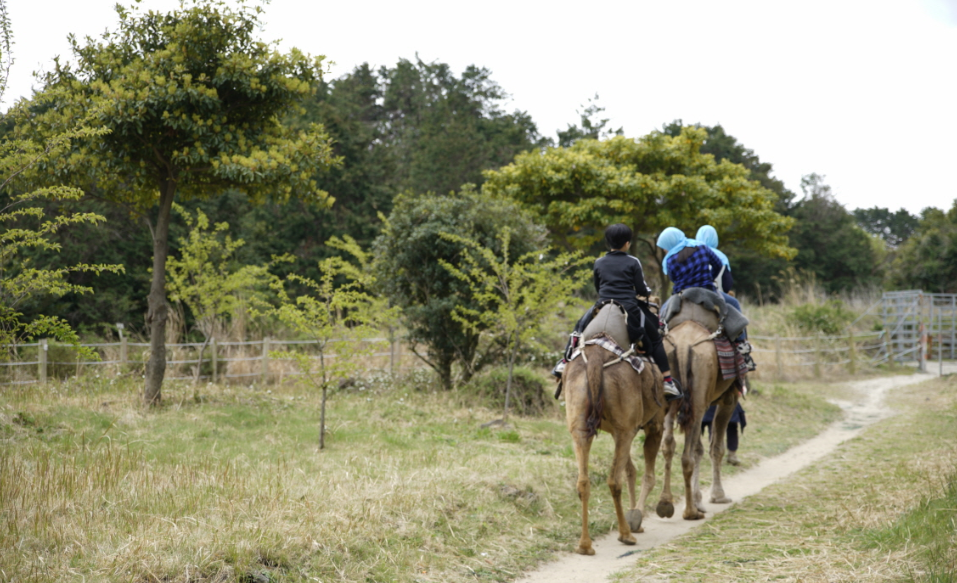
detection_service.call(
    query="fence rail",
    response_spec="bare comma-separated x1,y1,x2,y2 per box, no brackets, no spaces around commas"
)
0,336,420,387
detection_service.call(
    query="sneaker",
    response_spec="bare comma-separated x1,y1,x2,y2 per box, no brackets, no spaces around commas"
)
736,340,752,355
743,353,757,372
551,359,566,379
663,379,682,401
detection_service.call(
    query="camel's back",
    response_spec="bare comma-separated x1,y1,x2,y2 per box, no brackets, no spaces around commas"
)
667,301,720,333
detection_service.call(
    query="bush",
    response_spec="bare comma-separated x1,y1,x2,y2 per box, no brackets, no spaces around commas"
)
787,300,854,335
465,366,551,416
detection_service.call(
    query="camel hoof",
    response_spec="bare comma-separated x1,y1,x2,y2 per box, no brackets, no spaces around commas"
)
575,546,596,556
626,509,643,532
618,534,636,545
711,496,732,504
656,501,675,518
683,510,706,520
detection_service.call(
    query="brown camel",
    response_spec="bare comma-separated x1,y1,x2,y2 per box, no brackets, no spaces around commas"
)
563,341,666,555
655,318,740,521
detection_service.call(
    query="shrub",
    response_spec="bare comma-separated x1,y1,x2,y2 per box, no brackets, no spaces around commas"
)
787,300,854,335
465,366,551,416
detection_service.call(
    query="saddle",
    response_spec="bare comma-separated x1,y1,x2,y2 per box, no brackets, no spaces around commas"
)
581,301,631,349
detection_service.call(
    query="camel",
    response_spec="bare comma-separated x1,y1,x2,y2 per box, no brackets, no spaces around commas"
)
563,340,666,555
655,306,740,521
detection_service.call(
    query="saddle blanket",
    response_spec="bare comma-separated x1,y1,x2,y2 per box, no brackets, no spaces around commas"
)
569,333,646,375
714,336,748,380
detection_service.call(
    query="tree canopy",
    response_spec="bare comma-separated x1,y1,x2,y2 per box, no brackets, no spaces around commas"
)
888,202,957,293
482,126,796,292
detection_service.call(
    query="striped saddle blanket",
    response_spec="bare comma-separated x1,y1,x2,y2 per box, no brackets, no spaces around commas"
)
714,336,748,380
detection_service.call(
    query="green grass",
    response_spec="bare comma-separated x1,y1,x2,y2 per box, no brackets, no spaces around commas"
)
0,372,859,582
614,374,957,582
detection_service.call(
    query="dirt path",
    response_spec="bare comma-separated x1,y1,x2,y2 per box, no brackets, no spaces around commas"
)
514,371,937,583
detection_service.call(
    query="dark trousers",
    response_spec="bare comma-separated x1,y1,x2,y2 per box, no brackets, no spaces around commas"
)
573,300,670,374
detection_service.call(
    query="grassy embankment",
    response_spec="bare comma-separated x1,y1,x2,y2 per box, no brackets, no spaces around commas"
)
1,368,843,583
615,373,957,583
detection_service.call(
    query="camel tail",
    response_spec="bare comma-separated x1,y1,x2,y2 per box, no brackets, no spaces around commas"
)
584,345,604,438
676,344,695,434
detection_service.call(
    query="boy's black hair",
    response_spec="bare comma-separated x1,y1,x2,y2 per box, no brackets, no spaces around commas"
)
605,223,633,250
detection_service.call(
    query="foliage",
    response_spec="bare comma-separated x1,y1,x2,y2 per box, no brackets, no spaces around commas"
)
853,206,920,248
12,0,339,404
438,227,590,419
165,204,287,342
481,126,796,293
888,202,957,293
0,3,121,356
271,235,394,448
373,187,547,390
788,174,882,293
556,94,623,148
465,365,552,416
786,299,854,335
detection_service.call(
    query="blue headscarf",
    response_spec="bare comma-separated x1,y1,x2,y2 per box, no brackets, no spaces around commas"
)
695,225,730,270
656,227,700,275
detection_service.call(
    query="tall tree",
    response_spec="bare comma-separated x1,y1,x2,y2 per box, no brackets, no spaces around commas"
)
13,0,337,405
888,202,957,293
853,206,920,248
557,94,623,148
482,126,796,293
788,174,882,293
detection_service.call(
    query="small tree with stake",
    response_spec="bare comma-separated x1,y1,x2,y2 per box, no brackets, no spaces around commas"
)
439,228,590,424
272,235,394,449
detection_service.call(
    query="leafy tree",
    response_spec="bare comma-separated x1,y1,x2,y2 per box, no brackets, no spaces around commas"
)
13,0,338,404
166,204,286,345
272,235,393,449
482,126,796,293
888,202,957,293
853,206,920,248
557,94,623,148
438,228,590,422
373,188,546,390
788,174,881,293
0,1,122,355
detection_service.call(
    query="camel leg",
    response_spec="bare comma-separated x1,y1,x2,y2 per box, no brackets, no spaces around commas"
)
709,393,737,504
692,431,707,513
572,430,596,555
656,405,677,518
681,420,706,520
635,421,662,530
609,430,638,545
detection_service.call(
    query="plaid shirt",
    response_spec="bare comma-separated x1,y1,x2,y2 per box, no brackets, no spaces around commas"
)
667,246,724,294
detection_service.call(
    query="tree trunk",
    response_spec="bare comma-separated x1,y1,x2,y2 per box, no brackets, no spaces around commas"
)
503,339,518,422
144,179,177,406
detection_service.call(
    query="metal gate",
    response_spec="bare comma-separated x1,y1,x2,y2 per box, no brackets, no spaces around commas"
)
881,290,957,370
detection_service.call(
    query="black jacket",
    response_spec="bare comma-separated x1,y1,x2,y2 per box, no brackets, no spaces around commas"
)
594,251,653,302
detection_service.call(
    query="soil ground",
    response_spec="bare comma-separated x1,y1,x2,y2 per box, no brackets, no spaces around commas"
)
514,368,947,583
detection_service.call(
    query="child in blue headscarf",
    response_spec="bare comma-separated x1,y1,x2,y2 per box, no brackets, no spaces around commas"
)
694,225,754,370
655,227,724,294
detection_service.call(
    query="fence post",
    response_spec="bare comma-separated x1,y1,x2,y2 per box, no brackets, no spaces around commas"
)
38,339,48,383
261,337,270,383
846,334,858,375
775,338,783,380
813,338,822,379
211,337,218,384
120,335,128,366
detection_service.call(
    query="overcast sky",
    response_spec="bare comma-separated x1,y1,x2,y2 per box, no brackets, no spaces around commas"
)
4,0,956,215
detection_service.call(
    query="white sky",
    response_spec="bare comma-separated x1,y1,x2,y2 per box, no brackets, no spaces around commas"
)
5,0,956,215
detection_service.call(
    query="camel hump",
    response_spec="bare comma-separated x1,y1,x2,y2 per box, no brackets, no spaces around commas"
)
669,301,721,333
582,302,630,349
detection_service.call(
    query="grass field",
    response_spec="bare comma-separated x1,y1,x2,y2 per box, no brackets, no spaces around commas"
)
614,373,957,583
0,368,937,583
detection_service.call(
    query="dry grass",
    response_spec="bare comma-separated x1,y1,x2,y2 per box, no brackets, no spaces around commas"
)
0,368,849,583
614,374,957,582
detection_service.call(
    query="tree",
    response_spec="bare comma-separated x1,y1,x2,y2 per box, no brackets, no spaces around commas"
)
438,228,590,422
0,0,122,355
13,0,338,404
888,202,957,293
557,94,623,148
853,206,920,248
788,174,882,293
166,204,286,345
272,235,393,449
482,126,796,293
373,187,547,390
